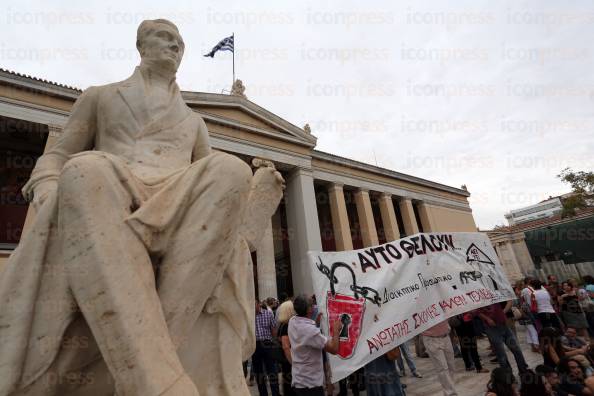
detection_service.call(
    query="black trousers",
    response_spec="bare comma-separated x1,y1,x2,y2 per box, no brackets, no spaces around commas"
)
280,361,295,396
537,312,563,330
252,340,280,396
455,320,482,370
338,368,364,396
294,386,324,396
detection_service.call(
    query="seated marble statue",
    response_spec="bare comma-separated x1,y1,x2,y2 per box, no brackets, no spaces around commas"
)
0,19,283,396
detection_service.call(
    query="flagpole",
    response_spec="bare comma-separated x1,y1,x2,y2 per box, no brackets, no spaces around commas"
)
232,32,235,86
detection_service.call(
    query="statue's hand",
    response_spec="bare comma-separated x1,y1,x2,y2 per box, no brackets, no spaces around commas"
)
249,165,284,216
252,165,285,197
31,180,58,210
251,158,285,191
242,160,285,250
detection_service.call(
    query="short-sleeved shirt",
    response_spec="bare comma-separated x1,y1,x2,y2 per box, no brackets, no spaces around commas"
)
255,308,276,341
288,315,327,388
534,289,556,313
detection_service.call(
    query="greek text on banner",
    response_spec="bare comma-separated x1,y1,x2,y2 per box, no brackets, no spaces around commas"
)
307,232,514,382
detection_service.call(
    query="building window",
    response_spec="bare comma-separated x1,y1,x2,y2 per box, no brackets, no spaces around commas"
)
0,116,48,249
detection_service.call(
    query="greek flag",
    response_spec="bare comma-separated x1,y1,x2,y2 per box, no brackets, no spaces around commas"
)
204,35,234,57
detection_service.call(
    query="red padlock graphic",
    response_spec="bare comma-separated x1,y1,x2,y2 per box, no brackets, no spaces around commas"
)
326,262,366,359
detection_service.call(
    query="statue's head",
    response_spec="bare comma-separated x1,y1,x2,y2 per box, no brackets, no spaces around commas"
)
136,19,185,74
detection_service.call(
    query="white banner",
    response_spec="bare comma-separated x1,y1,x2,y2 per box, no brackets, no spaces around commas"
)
307,232,514,382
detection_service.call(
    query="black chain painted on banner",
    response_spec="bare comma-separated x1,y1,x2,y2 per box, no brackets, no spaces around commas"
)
316,257,381,307
316,257,337,284
351,284,381,307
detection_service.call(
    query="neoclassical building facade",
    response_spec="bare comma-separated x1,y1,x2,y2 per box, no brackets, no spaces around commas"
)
0,68,477,298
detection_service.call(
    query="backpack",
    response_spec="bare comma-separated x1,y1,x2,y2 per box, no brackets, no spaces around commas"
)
528,288,538,313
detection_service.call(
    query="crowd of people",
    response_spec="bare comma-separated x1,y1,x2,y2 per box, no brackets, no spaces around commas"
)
245,275,594,396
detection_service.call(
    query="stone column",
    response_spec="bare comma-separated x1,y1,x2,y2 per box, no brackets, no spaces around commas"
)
417,202,437,232
354,189,379,247
256,219,277,299
21,124,62,237
378,193,400,242
285,168,322,295
399,197,419,236
512,236,536,276
327,183,353,251
495,242,522,283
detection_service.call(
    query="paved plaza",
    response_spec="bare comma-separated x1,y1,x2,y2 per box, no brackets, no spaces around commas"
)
250,325,543,396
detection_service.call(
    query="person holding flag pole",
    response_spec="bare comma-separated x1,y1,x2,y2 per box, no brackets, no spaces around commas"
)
204,33,235,87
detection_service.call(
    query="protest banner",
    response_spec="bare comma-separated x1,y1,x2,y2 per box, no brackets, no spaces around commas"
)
307,232,514,382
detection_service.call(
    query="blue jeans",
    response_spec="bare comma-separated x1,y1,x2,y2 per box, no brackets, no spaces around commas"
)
484,325,528,372
397,342,418,375
365,355,406,396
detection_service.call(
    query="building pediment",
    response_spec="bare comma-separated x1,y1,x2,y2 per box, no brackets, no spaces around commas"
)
182,91,316,148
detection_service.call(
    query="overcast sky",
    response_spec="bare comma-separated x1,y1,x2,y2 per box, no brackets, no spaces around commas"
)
2,0,594,229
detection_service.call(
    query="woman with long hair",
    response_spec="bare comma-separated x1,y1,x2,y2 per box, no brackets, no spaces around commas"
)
519,370,553,396
539,325,591,372
485,367,518,396
276,300,297,396
559,280,589,339
539,327,566,368
557,357,594,395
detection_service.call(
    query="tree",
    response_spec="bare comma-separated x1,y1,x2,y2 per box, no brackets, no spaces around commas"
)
557,168,594,217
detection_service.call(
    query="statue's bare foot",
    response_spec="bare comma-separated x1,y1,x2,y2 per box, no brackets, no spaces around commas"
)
242,159,285,250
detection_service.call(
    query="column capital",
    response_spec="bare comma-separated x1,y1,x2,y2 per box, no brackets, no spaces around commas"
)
356,188,370,194
380,192,392,199
286,167,314,183
328,182,344,191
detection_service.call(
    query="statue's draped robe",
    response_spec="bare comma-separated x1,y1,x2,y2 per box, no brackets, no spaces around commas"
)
0,69,255,395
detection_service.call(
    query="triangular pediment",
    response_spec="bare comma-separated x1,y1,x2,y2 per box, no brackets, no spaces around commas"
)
182,91,316,148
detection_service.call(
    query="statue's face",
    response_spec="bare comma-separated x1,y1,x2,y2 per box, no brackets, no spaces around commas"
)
139,24,185,73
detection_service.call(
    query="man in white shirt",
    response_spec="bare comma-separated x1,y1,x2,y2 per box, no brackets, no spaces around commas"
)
288,294,342,396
